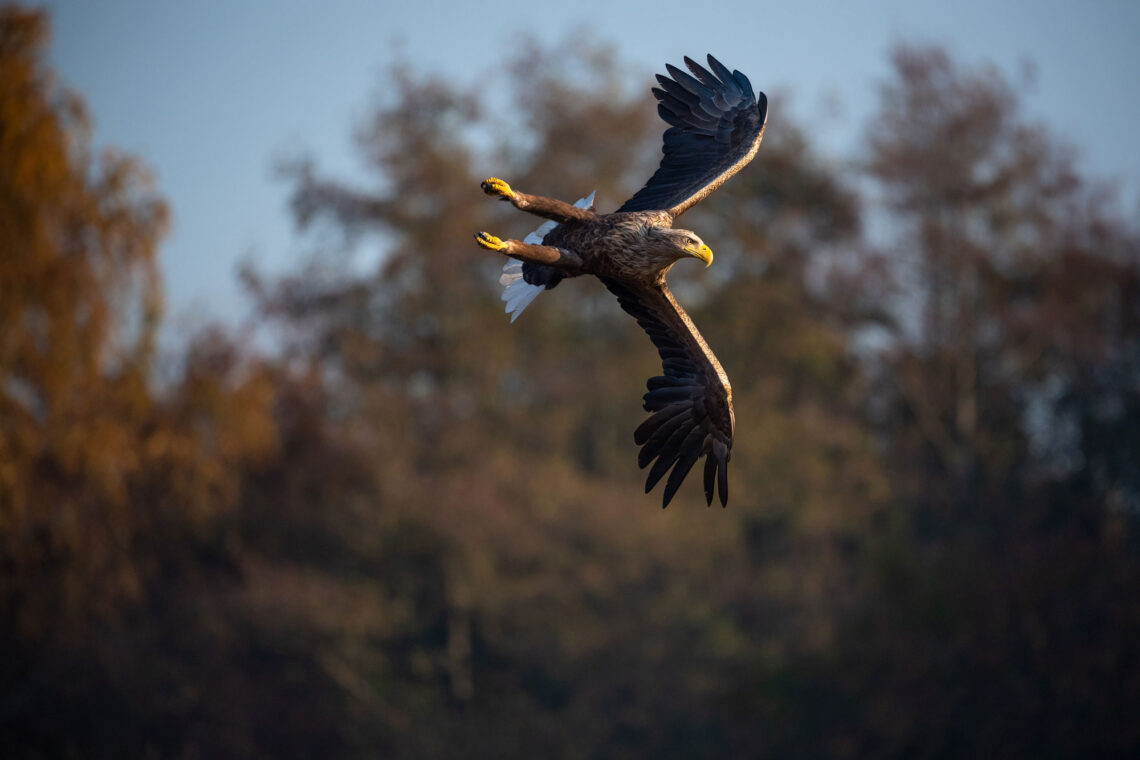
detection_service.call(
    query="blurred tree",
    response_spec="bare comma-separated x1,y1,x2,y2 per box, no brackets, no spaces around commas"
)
252,35,886,757
1,7,277,754
0,3,168,637
818,43,1140,757
5,9,1137,756
864,45,1140,522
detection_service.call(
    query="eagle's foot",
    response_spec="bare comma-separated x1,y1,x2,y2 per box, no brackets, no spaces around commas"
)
480,177,515,201
474,231,508,252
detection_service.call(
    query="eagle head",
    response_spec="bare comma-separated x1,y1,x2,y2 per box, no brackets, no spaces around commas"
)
645,227,714,268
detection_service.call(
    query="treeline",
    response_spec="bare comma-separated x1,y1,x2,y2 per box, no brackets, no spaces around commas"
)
2,7,1138,757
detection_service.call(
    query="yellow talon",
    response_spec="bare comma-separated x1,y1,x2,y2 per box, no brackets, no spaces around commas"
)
481,177,514,200
474,231,508,252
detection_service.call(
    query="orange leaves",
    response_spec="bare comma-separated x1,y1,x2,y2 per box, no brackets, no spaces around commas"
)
0,9,275,639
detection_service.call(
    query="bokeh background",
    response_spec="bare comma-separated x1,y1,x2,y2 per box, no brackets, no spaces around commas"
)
3,2,1139,757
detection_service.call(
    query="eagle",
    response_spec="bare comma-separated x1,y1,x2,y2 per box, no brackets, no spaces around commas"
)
474,54,768,508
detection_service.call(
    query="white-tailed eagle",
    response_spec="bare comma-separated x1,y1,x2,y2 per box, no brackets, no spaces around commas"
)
475,55,768,507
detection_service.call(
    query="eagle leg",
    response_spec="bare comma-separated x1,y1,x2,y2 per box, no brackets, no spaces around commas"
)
481,177,516,201
474,232,582,269
474,231,509,252
480,177,595,224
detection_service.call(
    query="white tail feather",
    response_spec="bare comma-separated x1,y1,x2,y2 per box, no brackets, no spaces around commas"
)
500,260,543,323
499,191,596,323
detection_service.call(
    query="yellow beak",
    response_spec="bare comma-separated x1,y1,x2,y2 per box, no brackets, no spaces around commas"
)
686,243,714,267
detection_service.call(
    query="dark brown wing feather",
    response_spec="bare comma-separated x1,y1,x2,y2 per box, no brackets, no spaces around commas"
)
619,55,767,218
601,277,734,507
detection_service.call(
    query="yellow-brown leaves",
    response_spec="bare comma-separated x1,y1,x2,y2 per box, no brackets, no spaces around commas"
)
0,8,273,639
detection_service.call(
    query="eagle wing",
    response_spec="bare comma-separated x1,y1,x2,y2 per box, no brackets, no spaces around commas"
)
618,55,768,218
601,277,734,507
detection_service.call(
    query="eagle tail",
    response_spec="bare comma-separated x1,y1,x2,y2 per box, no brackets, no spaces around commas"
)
500,259,545,323
499,190,595,323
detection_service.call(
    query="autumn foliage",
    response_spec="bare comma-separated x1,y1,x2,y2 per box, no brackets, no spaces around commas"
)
2,7,1138,758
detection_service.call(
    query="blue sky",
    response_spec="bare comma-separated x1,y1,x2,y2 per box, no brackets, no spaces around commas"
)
38,1,1140,332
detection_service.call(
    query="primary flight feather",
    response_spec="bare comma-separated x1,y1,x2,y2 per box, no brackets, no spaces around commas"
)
474,54,768,507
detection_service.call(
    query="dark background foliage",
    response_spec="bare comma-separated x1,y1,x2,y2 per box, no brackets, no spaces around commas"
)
2,6,1137,757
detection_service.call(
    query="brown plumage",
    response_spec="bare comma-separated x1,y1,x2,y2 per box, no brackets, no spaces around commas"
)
475,54,768,507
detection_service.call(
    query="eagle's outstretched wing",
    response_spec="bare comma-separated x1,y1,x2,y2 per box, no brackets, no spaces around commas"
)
618,55,768,218
601,277,734,507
